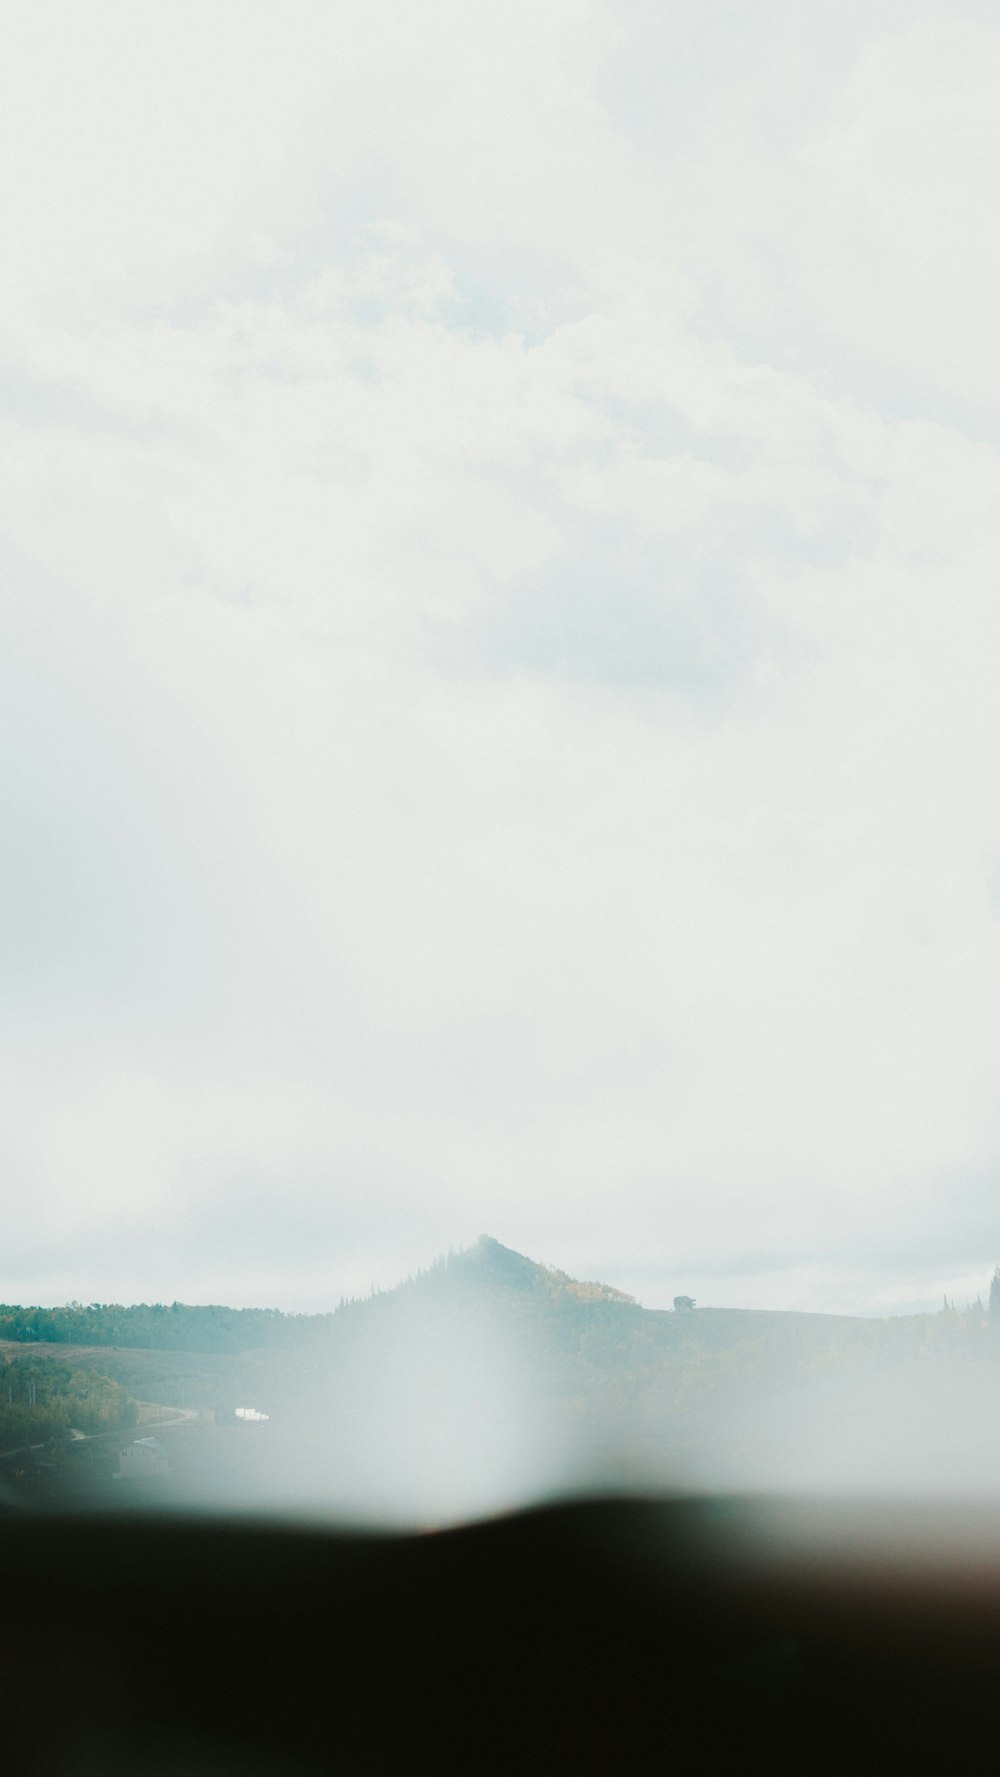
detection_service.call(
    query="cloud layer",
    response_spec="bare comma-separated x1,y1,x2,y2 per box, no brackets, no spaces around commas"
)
3,1,1000,1315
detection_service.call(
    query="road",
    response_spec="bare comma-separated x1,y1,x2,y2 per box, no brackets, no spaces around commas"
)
0,1405,199,1465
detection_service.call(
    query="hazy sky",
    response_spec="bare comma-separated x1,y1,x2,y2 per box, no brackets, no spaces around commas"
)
4,0,1000,1317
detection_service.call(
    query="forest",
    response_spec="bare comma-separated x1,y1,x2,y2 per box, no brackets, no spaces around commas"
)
0,1299,303,1353
3,1241,1000,1509
0,1354,136,1451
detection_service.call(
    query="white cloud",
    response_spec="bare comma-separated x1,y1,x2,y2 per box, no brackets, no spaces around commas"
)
2,2,1000,1317
788,18,1000,402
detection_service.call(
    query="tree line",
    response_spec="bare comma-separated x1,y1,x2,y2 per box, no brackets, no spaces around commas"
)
0,1299,312,1354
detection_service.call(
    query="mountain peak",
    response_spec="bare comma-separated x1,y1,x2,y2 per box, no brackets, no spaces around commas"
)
448,1236,543,1291
438,1237,637,1305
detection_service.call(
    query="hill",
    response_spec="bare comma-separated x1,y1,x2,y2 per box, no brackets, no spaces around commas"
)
3,1238,998,1520
247,1238,1000,1516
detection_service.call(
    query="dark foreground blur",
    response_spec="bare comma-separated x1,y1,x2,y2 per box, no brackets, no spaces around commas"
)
5,1494,1000,1773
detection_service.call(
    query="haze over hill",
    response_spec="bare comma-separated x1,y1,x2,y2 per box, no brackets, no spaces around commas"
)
4,1237,1000,1522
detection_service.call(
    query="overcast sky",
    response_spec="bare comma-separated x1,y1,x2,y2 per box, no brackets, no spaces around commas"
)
3,0,1000,1317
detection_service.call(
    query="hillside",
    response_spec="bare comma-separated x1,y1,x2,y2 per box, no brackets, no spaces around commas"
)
249,1238,1000,1515
3,1238,998,1520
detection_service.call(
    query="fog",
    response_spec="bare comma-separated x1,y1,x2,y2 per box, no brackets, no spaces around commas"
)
7,1,1000,1328
5,4,1000,1543
53,1248,1000,1529
124,1342,1000,1530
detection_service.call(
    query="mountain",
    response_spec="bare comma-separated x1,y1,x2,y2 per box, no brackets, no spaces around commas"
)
427,1234,637,1302
4,1241,999,1521
255,1241,1000,1516
350,1233,639,1313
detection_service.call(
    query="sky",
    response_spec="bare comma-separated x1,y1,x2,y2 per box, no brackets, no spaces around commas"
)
3,0,1000,1318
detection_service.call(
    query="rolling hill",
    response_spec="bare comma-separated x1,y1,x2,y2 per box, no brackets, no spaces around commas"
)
2,1236,997,1518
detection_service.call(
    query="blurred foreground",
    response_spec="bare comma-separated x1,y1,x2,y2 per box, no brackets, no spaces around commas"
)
6,1494,1000,1773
